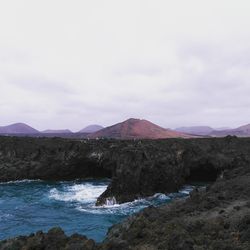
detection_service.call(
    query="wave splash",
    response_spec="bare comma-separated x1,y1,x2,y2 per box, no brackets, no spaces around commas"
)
49,183,108,203
49,182,195,216
0,179,198,242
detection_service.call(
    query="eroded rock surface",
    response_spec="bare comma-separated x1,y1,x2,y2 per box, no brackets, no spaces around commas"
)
1,136,250,249
0,227,96,250
101,165,250,250
1,163,250,249
1,136,250,205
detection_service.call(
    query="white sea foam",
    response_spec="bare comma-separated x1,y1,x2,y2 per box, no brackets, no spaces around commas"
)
49,183,108,203
76,199,148,215
49,182,195,215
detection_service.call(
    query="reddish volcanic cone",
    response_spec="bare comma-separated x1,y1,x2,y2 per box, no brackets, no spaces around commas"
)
90,118,191,139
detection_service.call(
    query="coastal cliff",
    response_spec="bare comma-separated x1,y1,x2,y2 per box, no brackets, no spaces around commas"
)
100,164,250,250
0,136,250,249
1,136,250,205
1,155,250,249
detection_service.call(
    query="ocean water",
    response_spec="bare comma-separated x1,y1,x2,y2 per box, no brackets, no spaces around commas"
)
0,179,194,242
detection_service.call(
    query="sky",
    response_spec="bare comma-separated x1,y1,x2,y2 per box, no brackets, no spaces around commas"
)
0,0,250,131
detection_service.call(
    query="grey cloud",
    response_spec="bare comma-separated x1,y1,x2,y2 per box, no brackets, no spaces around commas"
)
114,65,163,77
0,0,250,130
8,76,76,95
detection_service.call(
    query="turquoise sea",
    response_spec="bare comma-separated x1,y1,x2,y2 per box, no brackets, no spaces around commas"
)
0,179,194,242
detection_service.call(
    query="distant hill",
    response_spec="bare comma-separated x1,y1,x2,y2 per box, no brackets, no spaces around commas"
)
215,127,232,131
210,124,250,137
79,125,104,133
41,129,72,134
175,126,214,136
90,118,190,139
0,123,39,134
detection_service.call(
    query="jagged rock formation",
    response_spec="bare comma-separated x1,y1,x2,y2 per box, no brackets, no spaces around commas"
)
100,164,250,250
1,136,250,205
1,160,250,249
0,137,113,182
96,136,250,204
0,137,250,204
1,136,250,249
0,227,96,250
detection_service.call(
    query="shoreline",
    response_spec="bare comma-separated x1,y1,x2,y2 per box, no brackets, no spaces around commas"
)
0,136,250,248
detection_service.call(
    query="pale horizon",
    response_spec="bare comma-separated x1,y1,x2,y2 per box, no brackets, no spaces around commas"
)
0,117,245,133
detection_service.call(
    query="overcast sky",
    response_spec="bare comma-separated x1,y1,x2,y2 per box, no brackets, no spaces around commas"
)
0,0,250,131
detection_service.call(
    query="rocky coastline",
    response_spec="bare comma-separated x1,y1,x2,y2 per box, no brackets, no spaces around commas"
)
0,136,250,249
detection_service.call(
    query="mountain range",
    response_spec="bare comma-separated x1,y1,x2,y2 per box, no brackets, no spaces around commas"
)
1,120,250,139
175,125,250,137
209,124,250,137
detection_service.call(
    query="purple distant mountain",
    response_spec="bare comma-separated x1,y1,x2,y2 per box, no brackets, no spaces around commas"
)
41,129,72,134
175,126,214,136
210,124,250,137
0,123,39,134
79,125,104,133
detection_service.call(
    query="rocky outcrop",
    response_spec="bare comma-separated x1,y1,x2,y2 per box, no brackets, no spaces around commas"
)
1,136,250,249
0,227,96,250
1,136,250,206
0,137,113,182
96,136,250,204
100,164,250,250
1,162,250,249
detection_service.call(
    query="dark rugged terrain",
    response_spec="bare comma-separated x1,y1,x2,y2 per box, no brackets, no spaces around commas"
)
1,136,250,204
0,136,250,249
99,164,250,250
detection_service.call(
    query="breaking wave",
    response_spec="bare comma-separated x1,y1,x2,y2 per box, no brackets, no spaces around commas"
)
0,179,198,242
49,182,195,216
49,183,107,203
